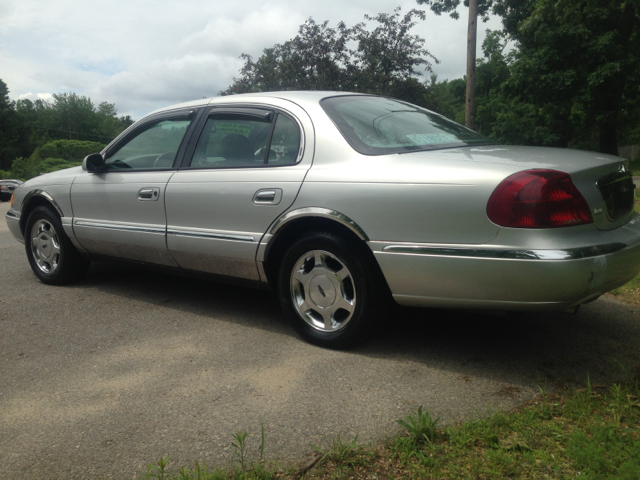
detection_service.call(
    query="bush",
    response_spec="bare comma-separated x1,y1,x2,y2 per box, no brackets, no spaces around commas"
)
35,139,105,163
8,157,39,180
38,158,82,174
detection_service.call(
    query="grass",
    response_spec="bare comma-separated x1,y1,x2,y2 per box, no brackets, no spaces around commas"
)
141,378,640,480
141,177,640,479
627,159,640,177
609,188,640,305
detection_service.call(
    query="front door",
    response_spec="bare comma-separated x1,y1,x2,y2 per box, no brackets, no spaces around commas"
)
71,111,197,266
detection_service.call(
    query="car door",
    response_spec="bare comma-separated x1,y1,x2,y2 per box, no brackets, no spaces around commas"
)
165,105,313,280
71,109,199,266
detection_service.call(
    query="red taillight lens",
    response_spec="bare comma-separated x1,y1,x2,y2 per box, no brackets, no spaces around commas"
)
487,170,593,228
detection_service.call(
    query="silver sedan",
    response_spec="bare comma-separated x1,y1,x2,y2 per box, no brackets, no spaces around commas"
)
6,92,640,347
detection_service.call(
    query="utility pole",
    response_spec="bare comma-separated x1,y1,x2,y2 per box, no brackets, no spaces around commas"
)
465,0,478,130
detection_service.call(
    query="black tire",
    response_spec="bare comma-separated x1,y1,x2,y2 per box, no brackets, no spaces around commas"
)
24,206,90,285
277,231,384,348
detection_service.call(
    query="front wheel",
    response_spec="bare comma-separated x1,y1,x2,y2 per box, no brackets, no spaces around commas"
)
277,231,384,348
25,206,90,285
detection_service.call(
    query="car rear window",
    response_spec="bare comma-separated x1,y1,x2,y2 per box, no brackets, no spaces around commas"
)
320,95,492,155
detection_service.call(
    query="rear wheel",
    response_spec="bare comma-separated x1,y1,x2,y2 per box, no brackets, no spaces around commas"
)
277,231,383,348
25,206,90,285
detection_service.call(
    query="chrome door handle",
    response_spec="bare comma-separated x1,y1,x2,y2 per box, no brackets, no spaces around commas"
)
253,188,282,205
138,187,160,201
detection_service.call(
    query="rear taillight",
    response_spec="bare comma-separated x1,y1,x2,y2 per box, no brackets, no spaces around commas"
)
487,169,593,228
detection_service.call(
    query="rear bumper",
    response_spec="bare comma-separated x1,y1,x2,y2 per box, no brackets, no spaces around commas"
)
371,221,640,312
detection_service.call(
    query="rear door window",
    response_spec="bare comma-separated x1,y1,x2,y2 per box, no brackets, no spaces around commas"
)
189,110,301,169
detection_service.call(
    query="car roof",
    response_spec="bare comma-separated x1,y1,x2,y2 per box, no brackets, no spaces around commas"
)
148,91,367,116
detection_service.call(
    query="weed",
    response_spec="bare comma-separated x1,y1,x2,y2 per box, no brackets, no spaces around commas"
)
537,380,549,416
231,430,249,471
312,433,373,469
396,405,440,445
145,456,170,480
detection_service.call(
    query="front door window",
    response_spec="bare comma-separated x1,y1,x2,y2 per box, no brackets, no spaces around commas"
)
105,119,192,170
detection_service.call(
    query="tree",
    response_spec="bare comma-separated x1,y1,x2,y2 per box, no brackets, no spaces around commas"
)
497,0,640,154
0,80,28,170
0,79,134,174
416,0,497,129
223,8,438,105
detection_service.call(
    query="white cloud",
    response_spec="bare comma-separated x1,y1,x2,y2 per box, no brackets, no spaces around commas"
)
17,92,54,102
1,0,504,119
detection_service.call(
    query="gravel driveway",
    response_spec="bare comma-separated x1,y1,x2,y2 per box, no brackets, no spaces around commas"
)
2,200,640,479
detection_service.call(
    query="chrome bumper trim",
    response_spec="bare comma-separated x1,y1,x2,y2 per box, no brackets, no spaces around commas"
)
74,220,165,235
381,242,627,260
167,228,255,243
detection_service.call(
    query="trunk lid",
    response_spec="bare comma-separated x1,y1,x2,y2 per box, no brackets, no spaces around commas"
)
412,145,635,231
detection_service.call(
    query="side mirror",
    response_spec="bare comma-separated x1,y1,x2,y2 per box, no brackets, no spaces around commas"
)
83,153,105,172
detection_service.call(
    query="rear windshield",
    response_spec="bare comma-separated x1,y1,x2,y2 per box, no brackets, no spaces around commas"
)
321,95,492,155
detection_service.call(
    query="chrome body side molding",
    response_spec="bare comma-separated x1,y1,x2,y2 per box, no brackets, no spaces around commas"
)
380,242,627,260
167,227,256,243
74,219,166,235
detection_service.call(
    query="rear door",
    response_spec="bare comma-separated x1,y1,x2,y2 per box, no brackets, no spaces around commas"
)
71,109,199,265
165,104,313,280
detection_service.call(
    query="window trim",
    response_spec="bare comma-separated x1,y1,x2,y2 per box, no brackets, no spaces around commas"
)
180,106,305,171
100,108,202,173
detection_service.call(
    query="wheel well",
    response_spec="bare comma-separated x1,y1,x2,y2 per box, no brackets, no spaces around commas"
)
20,197,59,235
263,217,388,292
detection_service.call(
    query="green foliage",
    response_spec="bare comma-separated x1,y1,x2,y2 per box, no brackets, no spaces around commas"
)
145,456,171,480
36,139,104,162
416,0,497,21
0,79,28,170
5,138,99,180
223,8,437,106
38,158,82,174
0,80,133,174
396,405,440,445
495,0,640,153
231,430,250,471
312,433,374,470
8,157,40,181
423,75,465,122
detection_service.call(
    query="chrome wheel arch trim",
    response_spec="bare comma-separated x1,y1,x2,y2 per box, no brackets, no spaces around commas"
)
267,207,369,241
21,189,64,218
379,242,627,260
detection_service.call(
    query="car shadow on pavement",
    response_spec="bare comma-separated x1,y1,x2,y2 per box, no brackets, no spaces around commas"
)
81,261,640,389
359,301,640,389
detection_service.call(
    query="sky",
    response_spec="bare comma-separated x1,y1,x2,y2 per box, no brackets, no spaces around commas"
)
0,0,502,120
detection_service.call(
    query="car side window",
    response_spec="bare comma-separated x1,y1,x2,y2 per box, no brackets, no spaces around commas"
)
190,114,272,168
268,114,301,165
105,119,192,170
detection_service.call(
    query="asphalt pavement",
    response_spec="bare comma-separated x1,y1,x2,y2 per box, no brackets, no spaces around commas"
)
2,200,640,479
